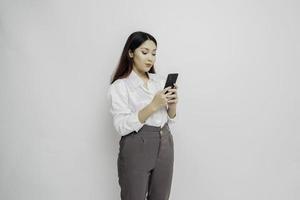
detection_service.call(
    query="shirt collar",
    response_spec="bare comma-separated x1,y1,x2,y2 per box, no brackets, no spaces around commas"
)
127,70,157,88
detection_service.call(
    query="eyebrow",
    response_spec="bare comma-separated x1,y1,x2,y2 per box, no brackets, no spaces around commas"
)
141,47,157,51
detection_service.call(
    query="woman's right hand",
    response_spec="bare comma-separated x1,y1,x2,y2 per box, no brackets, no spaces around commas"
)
150,86,172,111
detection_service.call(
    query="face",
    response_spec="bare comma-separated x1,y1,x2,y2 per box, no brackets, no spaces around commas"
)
129,39,157,74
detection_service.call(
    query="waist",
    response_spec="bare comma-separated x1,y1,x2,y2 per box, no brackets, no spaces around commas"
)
122,123,170,138
140,122,168,132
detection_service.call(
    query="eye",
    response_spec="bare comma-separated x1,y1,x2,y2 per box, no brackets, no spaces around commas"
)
142,51,156,56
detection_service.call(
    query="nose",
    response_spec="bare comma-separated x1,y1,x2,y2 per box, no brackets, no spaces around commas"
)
147,55,155,61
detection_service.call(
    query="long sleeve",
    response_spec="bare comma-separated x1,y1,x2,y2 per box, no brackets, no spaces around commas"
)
107,80,145,136
167,113,176,124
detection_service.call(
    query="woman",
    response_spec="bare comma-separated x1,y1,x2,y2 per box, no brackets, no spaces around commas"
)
107,31,178,200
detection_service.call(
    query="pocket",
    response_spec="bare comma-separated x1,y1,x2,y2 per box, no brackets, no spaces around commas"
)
121,134,145,157
138,134,145,143
169,134,174,147
132,134,145,150
165,124,171,134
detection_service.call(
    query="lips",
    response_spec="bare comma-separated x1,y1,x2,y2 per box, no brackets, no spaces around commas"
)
145,63,152,67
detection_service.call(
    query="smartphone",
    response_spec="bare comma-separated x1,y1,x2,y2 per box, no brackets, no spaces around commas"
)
164,73,178,94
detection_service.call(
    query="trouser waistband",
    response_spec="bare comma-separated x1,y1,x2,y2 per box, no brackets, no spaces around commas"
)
137,123,170,134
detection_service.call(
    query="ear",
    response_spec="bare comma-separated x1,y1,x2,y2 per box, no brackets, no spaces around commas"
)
128,50,133,58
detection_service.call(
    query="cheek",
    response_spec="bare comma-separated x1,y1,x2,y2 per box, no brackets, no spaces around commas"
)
136,53,147,61
133,56,139,64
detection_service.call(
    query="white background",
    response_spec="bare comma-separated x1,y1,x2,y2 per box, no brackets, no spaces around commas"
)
1,0,299,199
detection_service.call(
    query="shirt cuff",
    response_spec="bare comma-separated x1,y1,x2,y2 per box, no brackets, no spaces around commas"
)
132,111,145,132
167,113,176,124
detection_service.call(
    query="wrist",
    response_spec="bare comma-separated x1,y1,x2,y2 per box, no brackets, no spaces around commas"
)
168,103,177,109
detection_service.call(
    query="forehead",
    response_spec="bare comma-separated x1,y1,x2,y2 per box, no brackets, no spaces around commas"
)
139,40,157,51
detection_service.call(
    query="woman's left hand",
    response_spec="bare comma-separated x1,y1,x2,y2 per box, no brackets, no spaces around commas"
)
166,83,178,105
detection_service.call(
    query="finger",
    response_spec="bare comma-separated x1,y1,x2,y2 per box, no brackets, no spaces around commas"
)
168,88,177,93
163,86,172,94
167,95,177,100
163,86,172,92
166,92,177,97
166,91,176,96
167,99,178,103
166,91,177,97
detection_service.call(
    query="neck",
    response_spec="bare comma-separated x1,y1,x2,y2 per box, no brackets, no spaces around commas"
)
133,67,149,80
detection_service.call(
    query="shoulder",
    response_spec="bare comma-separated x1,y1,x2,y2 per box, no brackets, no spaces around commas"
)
110,78,125,88
109,78,128,92
107,79,128,100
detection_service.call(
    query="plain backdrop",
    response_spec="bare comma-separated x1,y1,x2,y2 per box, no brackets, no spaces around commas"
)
1,0,299,200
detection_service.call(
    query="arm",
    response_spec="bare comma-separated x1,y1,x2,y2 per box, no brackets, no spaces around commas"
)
167,105,177,119
107,81,171,136
138,103,158,123
108,81,145,136
166,83,178,120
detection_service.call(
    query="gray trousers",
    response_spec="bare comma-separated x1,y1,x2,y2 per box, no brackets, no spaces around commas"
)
117,123,174,200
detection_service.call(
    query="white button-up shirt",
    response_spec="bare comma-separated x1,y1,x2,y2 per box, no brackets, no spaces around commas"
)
107,70,176,136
